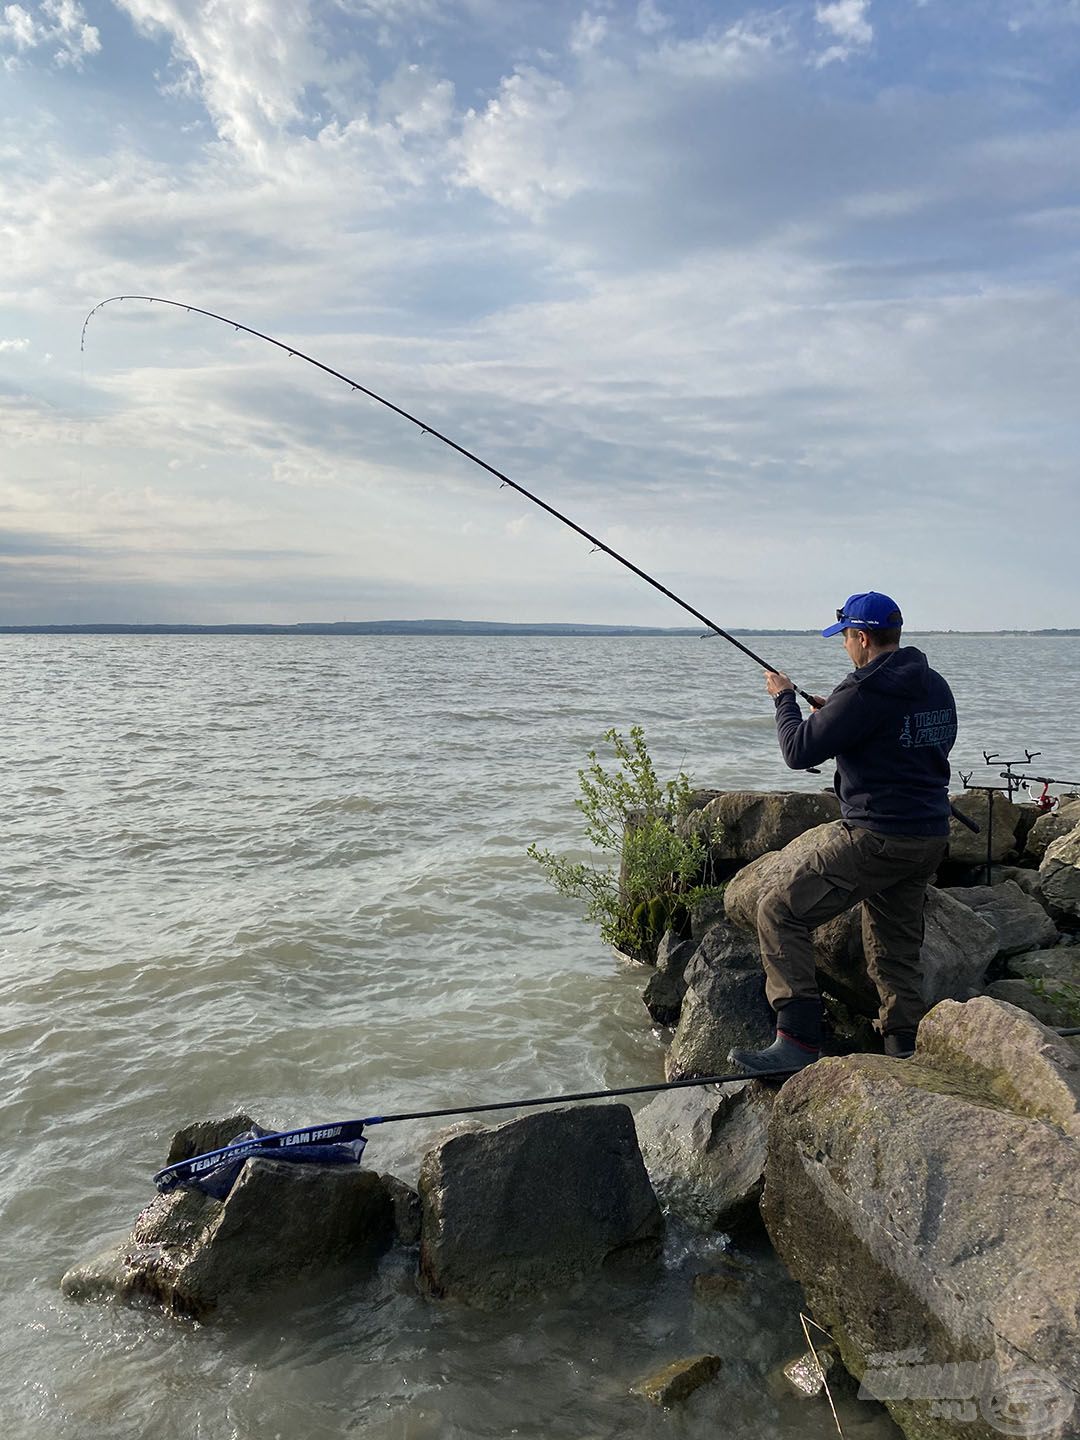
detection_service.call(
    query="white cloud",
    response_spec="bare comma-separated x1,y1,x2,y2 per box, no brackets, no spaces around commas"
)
0,0,99,67
635,0,672,36
114,0,335,159
455,67,584,216
815,0,872,64
0,336,31,352
570,10,608,55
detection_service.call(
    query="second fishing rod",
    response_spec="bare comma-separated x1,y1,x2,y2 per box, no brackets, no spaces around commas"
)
83,295,820,707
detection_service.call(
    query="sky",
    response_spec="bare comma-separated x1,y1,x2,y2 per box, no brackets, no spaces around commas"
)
1,0,1079,628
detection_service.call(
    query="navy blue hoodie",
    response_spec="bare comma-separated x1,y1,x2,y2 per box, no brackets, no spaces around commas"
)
773,646,957,836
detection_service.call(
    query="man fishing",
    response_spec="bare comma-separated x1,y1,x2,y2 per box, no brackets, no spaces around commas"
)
729,592,958,1074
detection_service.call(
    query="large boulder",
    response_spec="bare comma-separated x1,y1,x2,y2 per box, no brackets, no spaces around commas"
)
762,998,1080,1439
939,880,1059,957
1041,825,1080,921
984,977,1080,1029
946,791,1025,865
61,1157,399,1320
681,790,841,867
635,1080,776,1231
1025,798,1080,863
417,1104,663,1304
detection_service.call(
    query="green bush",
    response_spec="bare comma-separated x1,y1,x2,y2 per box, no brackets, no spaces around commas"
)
528,725,719,961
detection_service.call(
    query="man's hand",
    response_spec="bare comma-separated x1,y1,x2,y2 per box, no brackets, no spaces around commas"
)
765,671,795,698
808,694,828,710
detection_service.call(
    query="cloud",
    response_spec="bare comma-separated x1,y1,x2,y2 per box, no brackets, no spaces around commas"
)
0,0,99,68
815,0,873,64
0,337,31,352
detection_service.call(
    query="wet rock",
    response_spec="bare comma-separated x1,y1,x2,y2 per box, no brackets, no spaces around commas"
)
1006,945,1080,983
946,791,1024,864
664,966,773,1081
1024,798,1080,863
985,977,1080,1029
681,790,840,867
692,1256,748,1302
61,1156,398,1320
643,930,698,1025
782,1345,837,1397
164,1113,258,1166
417,1104,663,1305
633,1354,724,1407
635,1080,775,1231
385,1175,422,1246
939,880,1059,957
1040,824,1080,921
762,998,1080,1439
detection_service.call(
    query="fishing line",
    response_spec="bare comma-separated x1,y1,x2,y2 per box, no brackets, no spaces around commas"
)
82,295,819,705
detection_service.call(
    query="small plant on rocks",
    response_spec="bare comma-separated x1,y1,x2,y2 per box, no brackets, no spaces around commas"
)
528,725,720,961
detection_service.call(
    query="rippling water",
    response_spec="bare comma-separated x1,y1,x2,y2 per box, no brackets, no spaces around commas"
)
2,633,1077,1439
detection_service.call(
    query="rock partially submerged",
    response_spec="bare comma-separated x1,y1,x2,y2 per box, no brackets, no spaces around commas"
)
762,998,1080,1439
62,1153,402,1320
632,1354,724,1407
417,1104,663,1305
635,1079,775,1231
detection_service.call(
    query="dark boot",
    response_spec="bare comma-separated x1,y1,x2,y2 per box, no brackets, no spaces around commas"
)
883,1029,917,1059
728,1030,820,1075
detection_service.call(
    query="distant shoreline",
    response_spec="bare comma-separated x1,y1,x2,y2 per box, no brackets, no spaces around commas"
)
1,623,1076,638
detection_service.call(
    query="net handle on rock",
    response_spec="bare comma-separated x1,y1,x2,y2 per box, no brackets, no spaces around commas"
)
154,1027,1080,1193
151,1066,800,1192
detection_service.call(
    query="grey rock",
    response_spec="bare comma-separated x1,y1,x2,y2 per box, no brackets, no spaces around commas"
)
687,920,761,975
1006,945,1080,983
643,967,687,1026
655,929,696,975
985,978,1080,1029
164,1113,258,1166
1040,824,1080,920
947,791,1024,864
384,1175,421,1246
688,890,729,941
643,931,699,1025
682,790,841,867
939,880,1059,957
665,966,773,1081
62,1157,397,1320
417,1104,663,1304
763,998,1080,1440
635,1080,775,1230
1025,798,1080,863
988,864,1047,905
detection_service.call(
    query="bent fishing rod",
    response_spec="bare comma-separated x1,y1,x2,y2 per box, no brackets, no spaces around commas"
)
82,295,818,706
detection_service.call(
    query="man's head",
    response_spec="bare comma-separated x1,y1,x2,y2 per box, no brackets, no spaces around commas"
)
821,591,903,669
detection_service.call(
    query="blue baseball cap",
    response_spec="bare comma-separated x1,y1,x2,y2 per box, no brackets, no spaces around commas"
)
822,592,903,637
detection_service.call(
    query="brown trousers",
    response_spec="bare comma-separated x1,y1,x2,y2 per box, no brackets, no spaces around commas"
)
756,821,948,1034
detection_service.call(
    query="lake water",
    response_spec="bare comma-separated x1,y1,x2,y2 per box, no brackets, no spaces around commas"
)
2,633,1078,1439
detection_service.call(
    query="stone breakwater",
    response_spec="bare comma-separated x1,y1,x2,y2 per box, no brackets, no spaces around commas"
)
61,789,1080,1437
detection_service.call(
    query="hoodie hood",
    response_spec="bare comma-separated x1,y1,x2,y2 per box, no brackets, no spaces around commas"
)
848,646,931,701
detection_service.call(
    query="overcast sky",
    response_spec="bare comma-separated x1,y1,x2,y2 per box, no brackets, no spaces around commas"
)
2,0,1078,627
